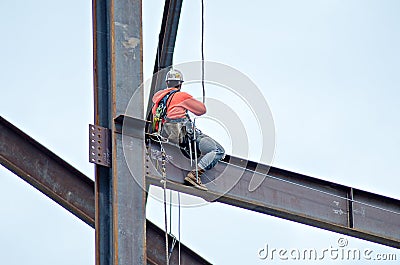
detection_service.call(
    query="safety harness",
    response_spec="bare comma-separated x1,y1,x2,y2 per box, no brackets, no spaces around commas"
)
152,90,178,133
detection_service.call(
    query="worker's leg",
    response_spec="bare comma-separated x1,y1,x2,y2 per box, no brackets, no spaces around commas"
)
185,132,225,191
196,134,225,170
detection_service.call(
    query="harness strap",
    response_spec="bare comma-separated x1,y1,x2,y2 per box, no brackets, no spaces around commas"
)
165,90,178,114
164,116,189,123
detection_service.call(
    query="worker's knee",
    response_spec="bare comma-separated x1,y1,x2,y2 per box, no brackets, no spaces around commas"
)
217,145,225,157
214,146,225,162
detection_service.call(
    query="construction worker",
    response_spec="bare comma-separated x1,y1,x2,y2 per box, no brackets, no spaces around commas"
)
152,69,225,191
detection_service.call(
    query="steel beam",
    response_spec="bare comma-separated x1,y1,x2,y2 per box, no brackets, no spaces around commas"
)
146,141,400,249
0,116,95,226
0,116,210,264
92,0,114,263
146,0,183,118
93,0,147,264
146,221,211,265
154,0,183,70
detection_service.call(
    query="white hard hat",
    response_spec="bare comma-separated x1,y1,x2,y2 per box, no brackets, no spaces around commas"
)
165,69,184,83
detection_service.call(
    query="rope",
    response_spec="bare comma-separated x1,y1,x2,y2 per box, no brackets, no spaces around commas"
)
178,192,181,265
201,0,205,104
192,118,199,182
168,234,177,261
169,190,172,234
161,144,169,265
167,191,176,262
156,132,182,264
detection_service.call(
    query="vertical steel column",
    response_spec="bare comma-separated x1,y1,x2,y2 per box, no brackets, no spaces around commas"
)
93,0,145,264
93,0,113,264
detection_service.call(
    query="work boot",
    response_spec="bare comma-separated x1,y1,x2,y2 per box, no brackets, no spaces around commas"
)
185,168,208,191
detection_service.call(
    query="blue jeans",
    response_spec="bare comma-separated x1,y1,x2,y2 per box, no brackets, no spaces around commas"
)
195,131,225,170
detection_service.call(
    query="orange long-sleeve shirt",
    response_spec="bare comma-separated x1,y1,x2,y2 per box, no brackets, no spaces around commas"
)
152,88,206,120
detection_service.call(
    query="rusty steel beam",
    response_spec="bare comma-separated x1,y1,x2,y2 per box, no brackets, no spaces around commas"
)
154,0,183,70
146,0,183,119
146,221,211,265
146,140,400,249
0,116,211,264
92,0,113,263
93,0,146,264
0,116,95,227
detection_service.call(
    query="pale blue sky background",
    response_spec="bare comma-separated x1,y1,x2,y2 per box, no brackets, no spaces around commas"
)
1,0,399,264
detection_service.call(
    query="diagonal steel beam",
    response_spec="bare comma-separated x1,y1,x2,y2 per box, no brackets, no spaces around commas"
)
0,116,211,265
144,136,400,249
146,0,183,118
0,116,95,226
154,0,183,71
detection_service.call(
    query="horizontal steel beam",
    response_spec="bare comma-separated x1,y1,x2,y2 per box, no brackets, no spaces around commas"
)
0,116,211,265
146,139,400,249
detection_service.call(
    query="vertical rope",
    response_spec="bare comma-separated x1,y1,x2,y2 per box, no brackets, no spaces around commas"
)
163,189,169,265
169,190,172,234
178,192,181,265
201,0,205,104
161,147,169,265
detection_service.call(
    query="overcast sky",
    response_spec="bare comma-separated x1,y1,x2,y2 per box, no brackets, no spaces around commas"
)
1,0,399,264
